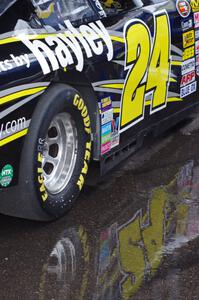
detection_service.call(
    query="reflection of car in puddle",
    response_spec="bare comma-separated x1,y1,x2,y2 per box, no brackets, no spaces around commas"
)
47,237,76,281
39,160,199,300
39,226,90,299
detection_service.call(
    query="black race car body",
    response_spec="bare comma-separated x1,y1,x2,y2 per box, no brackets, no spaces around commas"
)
0,0,198,220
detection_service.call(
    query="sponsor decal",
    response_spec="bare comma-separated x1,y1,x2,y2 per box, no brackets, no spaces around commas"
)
180,81,197,98
183,30,195,48
181,57,195,75
100,105,120,153
0,54,30,73
196,39,199,53
101,133,111,144
195,29,199,39
0,164,14,187
176,0,191,17
0,117,26,140
101,122,112,155
181,19,193,31
190,0,199,12
196,65,199,75
101,97,112,112
180,70,195,86
101,122,112,136
101,109,113,125
20,20,113,75
111,117,120,148
101,141,111,155
194,12,199,27
196,54,199,65
183,46,195,60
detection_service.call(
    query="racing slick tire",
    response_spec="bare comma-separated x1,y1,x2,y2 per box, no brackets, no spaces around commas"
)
20,84,92,220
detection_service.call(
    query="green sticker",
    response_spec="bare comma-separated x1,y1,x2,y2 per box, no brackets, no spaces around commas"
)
0,165,14,187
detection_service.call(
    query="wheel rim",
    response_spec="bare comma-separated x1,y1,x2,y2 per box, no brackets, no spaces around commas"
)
42,112,78,195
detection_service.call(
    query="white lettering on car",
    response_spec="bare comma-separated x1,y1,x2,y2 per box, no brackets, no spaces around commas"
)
20,20,113,75
0,117,27,139
0,54,30,73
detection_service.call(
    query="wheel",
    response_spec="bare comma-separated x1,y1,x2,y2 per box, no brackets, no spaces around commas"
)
20,84,92,219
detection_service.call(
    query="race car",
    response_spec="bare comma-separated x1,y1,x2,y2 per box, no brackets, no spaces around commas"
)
0,0,198,220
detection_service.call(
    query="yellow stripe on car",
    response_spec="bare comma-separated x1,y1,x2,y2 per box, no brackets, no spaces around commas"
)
167,97,183,102
0,129,28,147
100,83,124,89
145,100,151,106
0,34,57,46
171,61,182,66
0,87,47,105
169,77,177,82
111,36,125,43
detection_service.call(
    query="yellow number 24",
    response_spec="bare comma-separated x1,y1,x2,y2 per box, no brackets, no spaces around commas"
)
121,11,171,130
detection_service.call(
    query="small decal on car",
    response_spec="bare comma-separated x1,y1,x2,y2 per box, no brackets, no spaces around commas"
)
0,164,14,188
176,0,191,18
180,81,197,97
181,57,195,75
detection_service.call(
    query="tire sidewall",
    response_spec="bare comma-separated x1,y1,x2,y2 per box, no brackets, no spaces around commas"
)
22,84,92,218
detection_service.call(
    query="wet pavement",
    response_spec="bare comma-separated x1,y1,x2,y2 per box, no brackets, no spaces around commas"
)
1,114,199,300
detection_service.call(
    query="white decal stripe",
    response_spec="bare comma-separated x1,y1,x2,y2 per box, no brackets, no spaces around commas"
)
108,30,123,38
168,91,180,97
112,60,125,66
171,55,182,62
92,79,125,87
112,101,121,107
171,44,183,56
0,28,58,41
93,87,122,94
0,82,50,98
0,91,44,119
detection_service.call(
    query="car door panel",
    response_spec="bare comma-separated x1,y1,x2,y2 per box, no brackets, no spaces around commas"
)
88,0,197,158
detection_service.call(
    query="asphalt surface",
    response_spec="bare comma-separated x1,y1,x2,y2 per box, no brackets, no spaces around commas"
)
1,114,199,300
